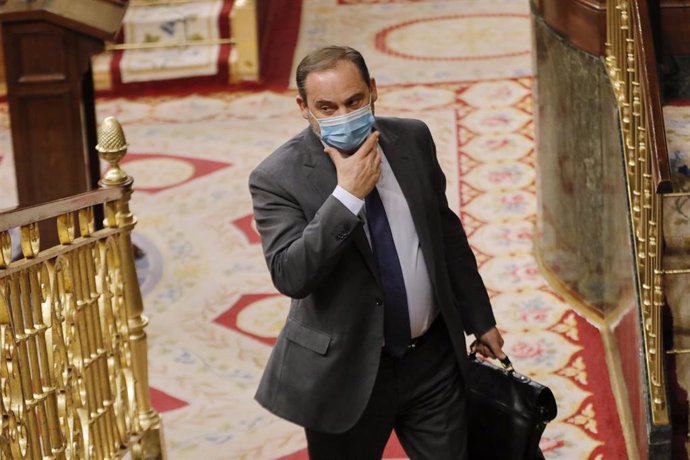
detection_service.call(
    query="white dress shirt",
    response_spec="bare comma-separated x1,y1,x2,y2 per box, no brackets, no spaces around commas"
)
332,146,437,338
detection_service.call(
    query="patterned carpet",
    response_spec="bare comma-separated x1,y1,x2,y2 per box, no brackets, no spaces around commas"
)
0,0,634,458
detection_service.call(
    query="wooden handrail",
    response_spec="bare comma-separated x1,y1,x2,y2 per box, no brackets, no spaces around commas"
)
0,187,123,232
632,0,673,193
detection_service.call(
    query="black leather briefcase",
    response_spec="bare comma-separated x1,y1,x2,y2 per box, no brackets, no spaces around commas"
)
466,353,558,460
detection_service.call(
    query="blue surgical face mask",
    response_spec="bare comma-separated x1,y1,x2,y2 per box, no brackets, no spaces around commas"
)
311,99,375,153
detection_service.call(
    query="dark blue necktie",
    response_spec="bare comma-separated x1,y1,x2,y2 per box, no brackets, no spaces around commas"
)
366,187,411,357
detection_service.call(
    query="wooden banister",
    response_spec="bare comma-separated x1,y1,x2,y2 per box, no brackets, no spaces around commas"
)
632,0,673,193
0,188,123,232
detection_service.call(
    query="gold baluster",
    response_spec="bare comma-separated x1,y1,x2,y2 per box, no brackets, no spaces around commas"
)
31,264,64,456
82,244,103,458
0,287,17,459
56,256,91,459
45,260,69,460
105,237,138,445
97,117,166,459
651,184,667,421
85,238,118,457
9,273,42,458
0,321,29,459
96,242,119,455
72,244,103,459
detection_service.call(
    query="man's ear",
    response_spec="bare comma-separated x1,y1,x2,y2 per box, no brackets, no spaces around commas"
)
370,77,378,103
296,95,309,120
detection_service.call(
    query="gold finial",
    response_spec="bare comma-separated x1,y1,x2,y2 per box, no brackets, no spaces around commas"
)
97,117,129,185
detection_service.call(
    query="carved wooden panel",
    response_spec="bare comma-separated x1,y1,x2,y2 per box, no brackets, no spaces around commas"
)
3,21,90,208
17,29,67,83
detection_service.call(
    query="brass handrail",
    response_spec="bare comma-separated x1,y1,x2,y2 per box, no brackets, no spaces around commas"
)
0,189,122,232
605,0,671,426
0,117,166,458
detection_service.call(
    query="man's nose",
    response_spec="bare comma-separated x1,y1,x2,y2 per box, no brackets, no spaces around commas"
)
332,106,356,117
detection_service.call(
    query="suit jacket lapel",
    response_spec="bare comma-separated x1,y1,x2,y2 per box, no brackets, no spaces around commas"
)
378,125,439,289
302,129,381,285
303,129,336,199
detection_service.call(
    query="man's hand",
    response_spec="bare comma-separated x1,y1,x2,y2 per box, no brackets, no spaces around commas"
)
472,326,506,360
324,131,380,199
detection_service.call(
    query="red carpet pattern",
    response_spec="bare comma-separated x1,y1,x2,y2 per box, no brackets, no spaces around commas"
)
293,0,532,86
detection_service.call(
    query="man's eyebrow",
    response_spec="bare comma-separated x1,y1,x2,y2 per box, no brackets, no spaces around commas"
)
345,92,366,103
312,92,366,107
313,98,336,106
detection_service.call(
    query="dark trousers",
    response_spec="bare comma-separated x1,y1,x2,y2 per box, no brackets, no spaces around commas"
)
305,318,467,460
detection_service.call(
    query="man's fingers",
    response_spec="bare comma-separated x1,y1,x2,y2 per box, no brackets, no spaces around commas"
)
490,342,507,360
353,131,380,157
474,344,496,359
365,130,380,147
323,146,343,165
474,327,506,361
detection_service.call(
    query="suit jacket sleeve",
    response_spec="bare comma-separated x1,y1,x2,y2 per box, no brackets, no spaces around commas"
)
424,123,497,336
249,162,361,299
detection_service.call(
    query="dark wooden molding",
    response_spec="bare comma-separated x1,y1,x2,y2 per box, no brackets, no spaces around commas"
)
531,0,607,56
633,0,673,192
533,0,690,58
660,6,690,54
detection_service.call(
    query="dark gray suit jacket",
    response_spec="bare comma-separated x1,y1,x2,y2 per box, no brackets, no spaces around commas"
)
249,117,496,434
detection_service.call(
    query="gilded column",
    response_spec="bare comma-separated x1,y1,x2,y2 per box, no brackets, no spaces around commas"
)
96,117,166,459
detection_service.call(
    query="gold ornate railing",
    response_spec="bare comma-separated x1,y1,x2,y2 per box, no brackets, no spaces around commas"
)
0,118,165,459
605,0,672,426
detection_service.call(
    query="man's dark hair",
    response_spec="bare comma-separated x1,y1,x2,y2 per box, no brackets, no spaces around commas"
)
296,46,371,103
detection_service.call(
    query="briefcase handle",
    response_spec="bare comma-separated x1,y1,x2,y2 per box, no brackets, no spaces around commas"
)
468,351,514,372
468,340,513,368
468,350,534,384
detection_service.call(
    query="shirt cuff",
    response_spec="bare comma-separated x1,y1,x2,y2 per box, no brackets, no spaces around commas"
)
332,185,365,216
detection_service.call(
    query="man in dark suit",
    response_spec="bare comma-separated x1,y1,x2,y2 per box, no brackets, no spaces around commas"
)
249,45,505,459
